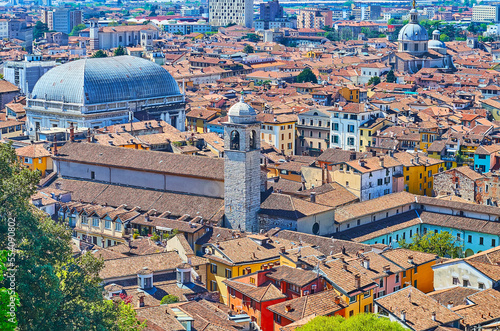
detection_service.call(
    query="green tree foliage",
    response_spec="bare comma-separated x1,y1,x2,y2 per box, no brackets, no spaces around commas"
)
387,18,395,25
0,143,142,330
246,33,260,42
368,76,381,85
166,11,174,15
0,250,19,330
114,46,126,56
69,23,86,36
298,314,407,331
296,68,318,84
109,20,119,27
92,50,108,58
160,295,179,305
440,33,450,42
386,70,396,83
106,301,146,331
398,231,461,258
33,21,48,39
243,45,254,54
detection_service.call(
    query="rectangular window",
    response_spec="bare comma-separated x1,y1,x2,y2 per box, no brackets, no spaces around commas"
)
333,135,339,144
363,291,370,299
479,282,485,289
480,237,484,245
210,263,217,274
92,218,99,227
225,269,232,278
333,123,339,131
349,296,357,303
115,222,122,231
210,280,217,291
463,279,469,287
105,220,111,229
453,277,459,285
492,239,496,247
90,171,95,180
250,277,255,284
348,125,355,133
82,216,88,224
395,274,399,283
377,179,383,186
468,235,472,243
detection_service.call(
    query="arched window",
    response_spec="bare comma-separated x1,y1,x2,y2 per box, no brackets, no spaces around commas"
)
230,131,240,150
250,130,257,150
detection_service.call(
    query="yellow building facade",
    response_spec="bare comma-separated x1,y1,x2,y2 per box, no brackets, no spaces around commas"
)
16,143,53,177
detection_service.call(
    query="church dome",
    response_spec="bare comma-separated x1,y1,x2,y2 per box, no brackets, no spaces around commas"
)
228,95,257,117
398,22,428,42
429,30,446,49
31,56,180,105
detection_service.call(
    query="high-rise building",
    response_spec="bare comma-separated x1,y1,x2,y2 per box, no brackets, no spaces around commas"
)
297,7,332,29
209,0,253,28
223,95,261,233
4,55,56,94
472,5,500,23
260,0,283,22
41,8,82,34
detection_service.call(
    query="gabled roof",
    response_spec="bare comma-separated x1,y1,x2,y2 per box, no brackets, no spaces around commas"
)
223,279,286,302
267,290,347,322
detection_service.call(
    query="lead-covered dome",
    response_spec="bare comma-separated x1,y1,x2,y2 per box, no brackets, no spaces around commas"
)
398,23,428,42
31,56,180,105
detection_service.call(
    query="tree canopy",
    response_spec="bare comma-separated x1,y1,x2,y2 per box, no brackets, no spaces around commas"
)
297,68,318,84
69,23,86,36
298,314,407,331
386,70,396,83
0,143,143,330
243,45,254,54
114,46,126,56
398,231,461,258
33,21,49,39
92,50,108,58
160,295,179,305
368,76,381,86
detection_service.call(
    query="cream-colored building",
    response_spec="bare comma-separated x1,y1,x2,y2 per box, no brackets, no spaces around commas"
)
259,113,297,156
209,0,253,28
472,5,500,22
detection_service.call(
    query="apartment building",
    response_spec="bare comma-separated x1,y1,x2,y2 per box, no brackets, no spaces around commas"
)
297,7,332,29
209,0,253,28
472,5,500,23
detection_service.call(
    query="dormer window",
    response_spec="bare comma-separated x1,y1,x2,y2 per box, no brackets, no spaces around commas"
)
176,264,192,286
137,267,153,290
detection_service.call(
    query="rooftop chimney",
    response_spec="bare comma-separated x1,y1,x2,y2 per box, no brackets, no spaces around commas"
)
447,301,453,309
87,128,91,143
363,257,370,270
383,265,390,273
310,192,316,203
408,255,414,264
280,246,285,254
354,274,361,288
341,245,346,255
431,311,436,321
334,296,340,305
53,136,58,156
400,310,406,322
69,123,75,142
379,156,384,167
285,305,292,312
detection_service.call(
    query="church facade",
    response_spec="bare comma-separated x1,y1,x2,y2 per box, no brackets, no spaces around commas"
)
393,4,455,74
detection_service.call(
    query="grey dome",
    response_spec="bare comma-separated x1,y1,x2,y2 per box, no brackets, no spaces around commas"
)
429,39,446,49
398,23,428,42
228,95,257,117
31,56,180,105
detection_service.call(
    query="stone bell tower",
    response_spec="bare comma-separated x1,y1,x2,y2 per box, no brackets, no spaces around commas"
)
223,94,261,233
